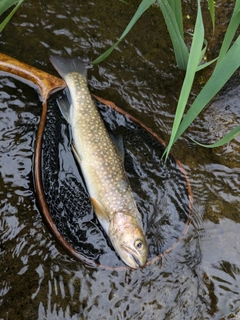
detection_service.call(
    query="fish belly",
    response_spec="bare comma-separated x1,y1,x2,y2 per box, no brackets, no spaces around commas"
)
66,73,141,227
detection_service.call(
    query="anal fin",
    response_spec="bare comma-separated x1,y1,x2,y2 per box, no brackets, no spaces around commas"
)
109,133,124,161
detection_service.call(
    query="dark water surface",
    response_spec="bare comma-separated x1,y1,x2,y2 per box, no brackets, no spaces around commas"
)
0,1,240,319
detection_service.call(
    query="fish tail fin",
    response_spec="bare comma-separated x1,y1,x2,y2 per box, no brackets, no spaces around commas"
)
50,56,89,79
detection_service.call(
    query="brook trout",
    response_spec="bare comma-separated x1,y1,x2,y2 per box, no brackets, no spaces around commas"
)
50,56,148,269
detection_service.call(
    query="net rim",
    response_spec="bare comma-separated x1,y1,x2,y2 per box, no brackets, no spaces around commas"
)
0,52,193,271
35,95,193,271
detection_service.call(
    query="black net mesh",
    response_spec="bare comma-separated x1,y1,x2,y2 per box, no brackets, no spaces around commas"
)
42,99,191,268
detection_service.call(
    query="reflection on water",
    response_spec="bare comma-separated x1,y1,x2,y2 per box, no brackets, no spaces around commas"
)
0,0,240,319
200,219,240,318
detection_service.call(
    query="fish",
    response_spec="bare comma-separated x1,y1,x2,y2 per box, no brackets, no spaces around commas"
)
50,56,148,269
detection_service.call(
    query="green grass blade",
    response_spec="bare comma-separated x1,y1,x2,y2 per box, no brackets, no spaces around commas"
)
0,0,23,32
92,39,121,64
163,0,204,159
173,34,240,145
190,125,240,148
194,38,218,71
168,0,183,37
0,0,21,15
217,0,240,65
158,0,189,70
207,0,215,33
196,57,218,71
92,0,156,64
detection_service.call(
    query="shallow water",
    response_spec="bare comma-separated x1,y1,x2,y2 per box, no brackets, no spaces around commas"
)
0,1,240,319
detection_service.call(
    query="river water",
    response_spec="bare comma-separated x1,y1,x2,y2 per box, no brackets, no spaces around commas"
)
0,1,240,319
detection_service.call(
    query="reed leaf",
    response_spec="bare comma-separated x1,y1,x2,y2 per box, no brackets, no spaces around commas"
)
195,37,218,71
157,0,189,70
168,0,183,37
163,0,204,159
217,0,240,65
207,0,215,33
196,56,217,71
0,0,22,15
93,0,239,155
92,0,155,64
171,34,240,146
0,0,23,32
190,125,240,148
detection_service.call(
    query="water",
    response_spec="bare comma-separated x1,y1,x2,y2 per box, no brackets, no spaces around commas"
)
0,1,240,319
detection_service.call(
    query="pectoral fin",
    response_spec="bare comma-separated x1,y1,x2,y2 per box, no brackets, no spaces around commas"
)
72,143,82,163
90,197,110,232
57,91,72,123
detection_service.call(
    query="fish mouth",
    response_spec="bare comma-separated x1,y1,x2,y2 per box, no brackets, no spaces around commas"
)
131,255,141,269
122,245,143,269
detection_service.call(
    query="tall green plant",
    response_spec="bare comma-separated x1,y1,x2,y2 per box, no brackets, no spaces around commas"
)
163,0,240,158
157,0,188,70
93,0,240,157
93,0,215,70
0,0,23,32
162,0,204,158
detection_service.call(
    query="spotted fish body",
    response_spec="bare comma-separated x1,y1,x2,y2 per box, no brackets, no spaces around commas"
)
50,56,148,269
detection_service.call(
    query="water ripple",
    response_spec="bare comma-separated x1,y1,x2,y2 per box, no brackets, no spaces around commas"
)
0,1,239,319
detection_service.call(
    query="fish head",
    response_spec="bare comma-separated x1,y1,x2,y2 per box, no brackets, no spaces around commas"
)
109,212,148,269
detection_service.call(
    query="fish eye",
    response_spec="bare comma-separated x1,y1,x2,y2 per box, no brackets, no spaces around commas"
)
135,239,143,250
